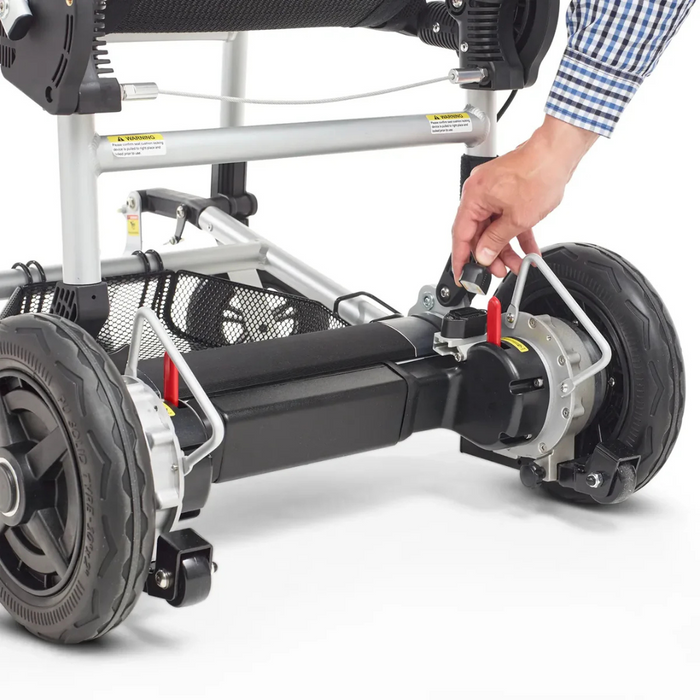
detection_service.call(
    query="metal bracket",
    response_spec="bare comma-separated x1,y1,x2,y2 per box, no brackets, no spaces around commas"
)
505,254,612,397
119,191,143,254
0,0,32,41
125,307,225,476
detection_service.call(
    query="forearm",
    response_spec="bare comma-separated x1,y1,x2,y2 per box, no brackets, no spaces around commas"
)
547,0,696,137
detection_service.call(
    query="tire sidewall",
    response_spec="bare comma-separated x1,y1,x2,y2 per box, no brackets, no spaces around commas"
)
0,315,155,642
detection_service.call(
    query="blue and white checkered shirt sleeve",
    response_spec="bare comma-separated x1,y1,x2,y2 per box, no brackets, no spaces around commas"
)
546,0,696,137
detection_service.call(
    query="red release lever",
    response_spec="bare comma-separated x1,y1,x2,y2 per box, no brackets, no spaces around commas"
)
164,353,180,407
487,297,502,346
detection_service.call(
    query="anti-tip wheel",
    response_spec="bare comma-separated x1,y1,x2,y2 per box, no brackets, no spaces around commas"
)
0,314,155,643
496,243,685,504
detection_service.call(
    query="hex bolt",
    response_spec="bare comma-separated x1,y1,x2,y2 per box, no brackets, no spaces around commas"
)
176,205,186,219
528,318,537,329
586,473,604,489
155,569,174,590
439,286,451,301
451,0,464,10
127,197,136,210
460,42,469,53
422,294,435,311
533,378,544,388
558,355,566,366
562,407,570,419
432,22,440,33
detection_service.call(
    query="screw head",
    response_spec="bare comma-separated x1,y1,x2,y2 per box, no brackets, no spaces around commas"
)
432,22,440,33
212,561,219,574
451,0,464,9
506,313,515,324
528,318,537,329
562,407,570,419
558,355,566,366
0,460,20,519
460,42,469,53
0,2,6,20
533,378,544,388
608,377,616,388
176,205,186,219
422,294,435,311
171,464,179,473
439,286,451,301
586,473,604,489
127,197,136,210
538,442,548,454
155,569,173,590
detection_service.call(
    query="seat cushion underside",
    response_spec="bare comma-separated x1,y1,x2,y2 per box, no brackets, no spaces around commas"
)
104,0,416,34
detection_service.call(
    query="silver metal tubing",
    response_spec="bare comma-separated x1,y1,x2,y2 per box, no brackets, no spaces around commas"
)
221,32,247,128
465,89,497,158
199,208,390,325
125,308,225,476
96,110,490,174
0,243,262,300
505,254,613,396
57,115,102,285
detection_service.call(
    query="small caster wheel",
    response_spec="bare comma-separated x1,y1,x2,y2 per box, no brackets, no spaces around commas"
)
496,243,685,504
0,314,155,643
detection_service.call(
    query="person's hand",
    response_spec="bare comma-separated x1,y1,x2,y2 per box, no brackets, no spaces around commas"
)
452,115,599,281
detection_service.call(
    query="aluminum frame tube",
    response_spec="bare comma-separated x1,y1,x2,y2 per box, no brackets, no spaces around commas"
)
57,115,102,285
198,208,390,325
465,90,497,158
0,243,262,300
96,111,490,174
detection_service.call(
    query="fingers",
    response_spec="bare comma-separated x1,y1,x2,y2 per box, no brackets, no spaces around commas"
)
497,244,524,275
474,217,523,267
452,213,489,284
517,229,541,257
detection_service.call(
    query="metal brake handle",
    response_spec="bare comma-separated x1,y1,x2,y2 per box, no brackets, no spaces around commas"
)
125,307,225,475
505,254,612,396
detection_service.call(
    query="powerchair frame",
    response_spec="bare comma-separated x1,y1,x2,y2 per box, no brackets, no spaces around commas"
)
0,1,685,644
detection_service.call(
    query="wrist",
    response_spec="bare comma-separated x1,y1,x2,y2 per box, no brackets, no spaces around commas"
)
530,115,599,179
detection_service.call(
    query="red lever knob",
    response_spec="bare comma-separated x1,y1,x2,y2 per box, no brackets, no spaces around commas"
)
164,354,180,408
487,297,502,346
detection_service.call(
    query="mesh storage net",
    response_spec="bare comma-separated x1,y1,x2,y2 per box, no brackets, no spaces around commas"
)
0,271,348,360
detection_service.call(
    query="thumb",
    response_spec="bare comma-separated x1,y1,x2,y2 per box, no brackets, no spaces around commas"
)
475,217,523,267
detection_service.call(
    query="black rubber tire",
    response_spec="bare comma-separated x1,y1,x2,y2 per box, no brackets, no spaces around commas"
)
495,243,685,504
0,314,155,643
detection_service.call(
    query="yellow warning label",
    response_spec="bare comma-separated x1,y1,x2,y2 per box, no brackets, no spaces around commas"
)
127,214,140,237
502,337,529,353
164,403,176,417
426,113,473,135
426,113,471,121
108,133,164,143
108,133,166,158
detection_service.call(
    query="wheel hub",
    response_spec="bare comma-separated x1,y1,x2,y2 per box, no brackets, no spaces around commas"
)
0,457,20,519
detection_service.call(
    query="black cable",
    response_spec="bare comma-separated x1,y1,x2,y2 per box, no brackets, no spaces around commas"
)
497,90,518,121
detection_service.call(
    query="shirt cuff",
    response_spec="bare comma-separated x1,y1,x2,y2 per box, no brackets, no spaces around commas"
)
545,49,643,138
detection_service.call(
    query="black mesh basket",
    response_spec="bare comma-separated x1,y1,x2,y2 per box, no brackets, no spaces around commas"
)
0,271,348,360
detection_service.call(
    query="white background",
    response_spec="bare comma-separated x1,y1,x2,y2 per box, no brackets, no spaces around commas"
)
1,4,699,699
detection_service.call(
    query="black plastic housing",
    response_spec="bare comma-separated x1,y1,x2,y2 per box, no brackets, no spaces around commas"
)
0,0,121,114
450,0,559,90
